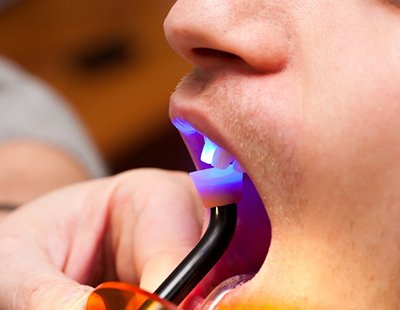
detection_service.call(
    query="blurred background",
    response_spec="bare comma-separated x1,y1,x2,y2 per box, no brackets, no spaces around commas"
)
0,0,195,173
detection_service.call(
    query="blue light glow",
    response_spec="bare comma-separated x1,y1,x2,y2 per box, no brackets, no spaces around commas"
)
171,118,197,134
200,137,218,165
189,165,243,207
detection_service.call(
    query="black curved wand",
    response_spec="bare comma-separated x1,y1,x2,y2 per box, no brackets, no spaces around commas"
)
151,203,237,306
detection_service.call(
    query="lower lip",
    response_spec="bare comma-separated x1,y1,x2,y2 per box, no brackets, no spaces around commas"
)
199,273,255,309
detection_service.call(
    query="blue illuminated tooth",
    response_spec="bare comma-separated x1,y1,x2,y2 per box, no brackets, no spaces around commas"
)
201,137,218,165
233,160,245,173
212,147,235,169
200,136,241,170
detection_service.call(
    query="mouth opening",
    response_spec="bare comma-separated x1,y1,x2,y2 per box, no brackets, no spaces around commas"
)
172,119,271,308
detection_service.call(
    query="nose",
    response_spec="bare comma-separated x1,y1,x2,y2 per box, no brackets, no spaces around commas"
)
164,0,291,73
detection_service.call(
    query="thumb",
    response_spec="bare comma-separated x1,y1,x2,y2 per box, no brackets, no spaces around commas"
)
139,248,195,293
109,170,205,295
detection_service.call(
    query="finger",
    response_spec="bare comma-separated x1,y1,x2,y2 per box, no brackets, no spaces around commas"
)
0,236,93,310
108,169,205,292
0,180,112,309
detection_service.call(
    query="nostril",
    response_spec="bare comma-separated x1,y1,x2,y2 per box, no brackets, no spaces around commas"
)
191,48,246,71
192,48,240,61
191,47,271,73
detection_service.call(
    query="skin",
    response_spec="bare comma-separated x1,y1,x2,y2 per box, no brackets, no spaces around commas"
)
164,0,400,308
1,0,400,309
0,169,204,309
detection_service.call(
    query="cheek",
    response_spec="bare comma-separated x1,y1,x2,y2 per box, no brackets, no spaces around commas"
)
296,0,400,176
220,74,306,206
300,24,400,195
304,67,400,178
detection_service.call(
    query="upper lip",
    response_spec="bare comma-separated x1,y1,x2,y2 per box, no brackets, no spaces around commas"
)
169,90,239,172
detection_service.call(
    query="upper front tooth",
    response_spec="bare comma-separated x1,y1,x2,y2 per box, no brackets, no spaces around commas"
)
201,137,218,165
212,146,235,169
200,136,238,170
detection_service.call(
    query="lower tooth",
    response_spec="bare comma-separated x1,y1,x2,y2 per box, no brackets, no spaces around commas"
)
212,147,235,169
233,160,245,173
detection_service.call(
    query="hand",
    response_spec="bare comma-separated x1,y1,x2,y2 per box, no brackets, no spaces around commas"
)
0,169,204,310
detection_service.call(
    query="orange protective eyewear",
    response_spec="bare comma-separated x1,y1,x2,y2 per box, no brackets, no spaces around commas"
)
86,282,177,310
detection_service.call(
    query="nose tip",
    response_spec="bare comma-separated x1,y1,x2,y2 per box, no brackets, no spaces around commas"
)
164,1,291,73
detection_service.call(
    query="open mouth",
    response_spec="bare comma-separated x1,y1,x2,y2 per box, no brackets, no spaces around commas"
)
173,118,272,309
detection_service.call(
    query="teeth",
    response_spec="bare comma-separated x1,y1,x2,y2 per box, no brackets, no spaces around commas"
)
212,147,235,169
200,136,245,172
233,160,245,173
200,137,218,165
172,119,246,173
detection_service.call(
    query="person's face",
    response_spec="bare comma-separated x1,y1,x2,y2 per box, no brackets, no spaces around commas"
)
165,1,400,308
